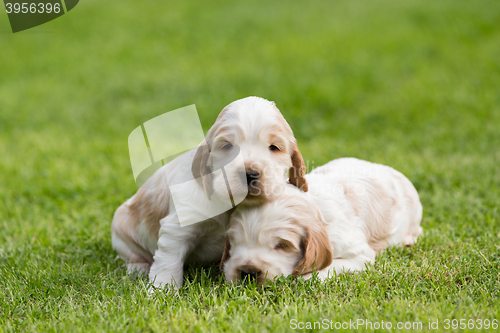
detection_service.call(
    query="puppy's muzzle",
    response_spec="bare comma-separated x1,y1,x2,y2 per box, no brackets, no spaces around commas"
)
239,267,261,282
246,169,260,186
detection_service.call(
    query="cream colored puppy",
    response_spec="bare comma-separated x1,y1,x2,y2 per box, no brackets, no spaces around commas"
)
111,96,308,289
221,158,423,283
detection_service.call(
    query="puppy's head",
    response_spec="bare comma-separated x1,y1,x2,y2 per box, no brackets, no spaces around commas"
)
221,187,332,284
192,97,308,203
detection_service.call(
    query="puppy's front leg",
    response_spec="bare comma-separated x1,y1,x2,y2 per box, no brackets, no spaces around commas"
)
148,219,197,290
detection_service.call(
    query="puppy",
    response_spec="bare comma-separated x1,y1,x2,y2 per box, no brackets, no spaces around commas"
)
222,158,423,283
111,96,308,289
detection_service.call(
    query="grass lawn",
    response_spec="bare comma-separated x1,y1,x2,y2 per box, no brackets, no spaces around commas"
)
1,0,499,331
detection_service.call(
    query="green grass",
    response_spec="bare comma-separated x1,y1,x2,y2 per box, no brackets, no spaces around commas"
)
1,0,500,331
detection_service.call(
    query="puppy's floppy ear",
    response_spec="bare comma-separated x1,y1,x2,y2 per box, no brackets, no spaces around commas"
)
292,218,333,277
192,142,214,198
219,236,231,271
289,140,308,192
192,105,231,198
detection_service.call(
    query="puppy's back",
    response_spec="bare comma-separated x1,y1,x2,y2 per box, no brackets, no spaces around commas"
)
310,158,422,252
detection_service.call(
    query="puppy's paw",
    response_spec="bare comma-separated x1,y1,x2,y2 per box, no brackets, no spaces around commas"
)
147,277,181,295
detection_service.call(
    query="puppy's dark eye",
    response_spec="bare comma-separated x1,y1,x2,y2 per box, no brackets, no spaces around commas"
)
269,145,280,151
275,241,292,251
221,143,233,150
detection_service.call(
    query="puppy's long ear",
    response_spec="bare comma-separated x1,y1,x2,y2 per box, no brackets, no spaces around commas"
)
292,219,333,277
192,105,231,198
192,142,213,198
289,141,308,192
219,236,231,271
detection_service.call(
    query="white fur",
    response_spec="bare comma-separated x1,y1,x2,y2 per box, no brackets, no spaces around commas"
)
111,96,303,289
223,157,423,283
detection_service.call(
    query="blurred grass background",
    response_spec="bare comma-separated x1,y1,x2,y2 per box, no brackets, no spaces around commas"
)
0,0,499,331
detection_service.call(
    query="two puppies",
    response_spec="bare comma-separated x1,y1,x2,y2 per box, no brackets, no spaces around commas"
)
112,97,423,288
111,96,308,289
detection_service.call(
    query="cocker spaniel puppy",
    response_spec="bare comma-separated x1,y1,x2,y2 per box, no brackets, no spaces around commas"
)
111,96,308,289
221,157,423,284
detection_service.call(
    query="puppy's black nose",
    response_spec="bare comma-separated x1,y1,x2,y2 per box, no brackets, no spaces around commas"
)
246,169,260,185
239,269,259,281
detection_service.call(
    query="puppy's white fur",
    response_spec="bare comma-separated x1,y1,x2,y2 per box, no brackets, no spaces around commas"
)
222,158,423,283
111,96,307,289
